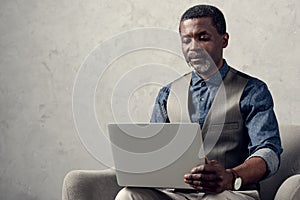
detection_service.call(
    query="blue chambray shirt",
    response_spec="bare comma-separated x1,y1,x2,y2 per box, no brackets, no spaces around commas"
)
150,60,283,177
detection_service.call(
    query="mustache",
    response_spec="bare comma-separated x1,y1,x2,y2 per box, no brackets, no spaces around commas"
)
187,50,208,60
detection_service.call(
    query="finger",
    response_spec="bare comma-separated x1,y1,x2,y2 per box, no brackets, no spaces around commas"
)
188,173,219,182
191,164,217,174
184,173,193,180
184,178,192,184
190,165,204,173
198,179,221,188
189,177,222,187
185,177,222,191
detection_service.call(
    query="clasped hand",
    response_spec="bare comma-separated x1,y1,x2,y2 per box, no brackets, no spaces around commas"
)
184,158,233,193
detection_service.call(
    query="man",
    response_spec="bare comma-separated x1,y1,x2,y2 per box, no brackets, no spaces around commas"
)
116,4,282,200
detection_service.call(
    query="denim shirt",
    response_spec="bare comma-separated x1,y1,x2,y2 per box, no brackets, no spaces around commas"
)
150,61,283,176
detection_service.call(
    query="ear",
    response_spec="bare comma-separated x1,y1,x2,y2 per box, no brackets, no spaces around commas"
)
222,33,229,48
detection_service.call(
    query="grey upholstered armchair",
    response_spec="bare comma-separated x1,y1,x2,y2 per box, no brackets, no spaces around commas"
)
63,125,300,200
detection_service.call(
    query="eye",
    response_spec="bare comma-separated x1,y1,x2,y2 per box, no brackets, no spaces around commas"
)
198,35,210,41
182,37,191,44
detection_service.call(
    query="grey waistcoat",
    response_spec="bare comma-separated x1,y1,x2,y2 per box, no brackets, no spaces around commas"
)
167,67,250,170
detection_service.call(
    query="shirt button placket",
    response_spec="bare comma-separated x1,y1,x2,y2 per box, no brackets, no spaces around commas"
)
200,81,206,102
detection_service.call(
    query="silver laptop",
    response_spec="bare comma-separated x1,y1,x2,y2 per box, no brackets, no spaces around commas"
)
108,123,205,189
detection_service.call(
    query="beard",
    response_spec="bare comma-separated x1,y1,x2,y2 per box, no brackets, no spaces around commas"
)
188,59,212,74
187,52,216,75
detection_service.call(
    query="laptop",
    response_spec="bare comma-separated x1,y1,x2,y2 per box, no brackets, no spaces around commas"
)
108,123,205,189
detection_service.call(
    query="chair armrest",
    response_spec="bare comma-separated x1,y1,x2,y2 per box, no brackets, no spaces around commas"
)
62,169,122,200
274,174,300,200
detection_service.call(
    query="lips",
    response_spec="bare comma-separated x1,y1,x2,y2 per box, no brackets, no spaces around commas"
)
189,56,204,63
190,58,205,65
190,58,203,61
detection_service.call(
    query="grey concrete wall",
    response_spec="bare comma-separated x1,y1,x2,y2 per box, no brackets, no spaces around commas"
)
0,0,299,199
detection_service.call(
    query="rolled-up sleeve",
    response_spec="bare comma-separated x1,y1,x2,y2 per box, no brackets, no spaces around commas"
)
241,79,283,177
247,148,279,177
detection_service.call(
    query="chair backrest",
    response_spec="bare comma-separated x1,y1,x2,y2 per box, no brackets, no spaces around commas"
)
260,125,300,200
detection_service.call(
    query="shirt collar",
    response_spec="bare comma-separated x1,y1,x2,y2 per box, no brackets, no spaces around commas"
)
191,60,230,87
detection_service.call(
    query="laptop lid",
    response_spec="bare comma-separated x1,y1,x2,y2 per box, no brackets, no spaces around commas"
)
108,123,205,189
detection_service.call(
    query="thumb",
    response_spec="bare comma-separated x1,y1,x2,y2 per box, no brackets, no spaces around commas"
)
205,157,218,165
205,157,209,164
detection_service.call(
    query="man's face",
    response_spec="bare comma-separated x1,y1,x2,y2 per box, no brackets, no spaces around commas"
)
180,17,228,78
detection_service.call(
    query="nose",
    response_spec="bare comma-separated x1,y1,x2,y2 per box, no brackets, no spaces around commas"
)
190,39,201,51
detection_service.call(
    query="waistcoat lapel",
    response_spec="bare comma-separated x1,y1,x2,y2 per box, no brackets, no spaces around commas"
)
167,72,192,123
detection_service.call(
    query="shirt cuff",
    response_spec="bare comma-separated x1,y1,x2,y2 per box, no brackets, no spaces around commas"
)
247,148,279,178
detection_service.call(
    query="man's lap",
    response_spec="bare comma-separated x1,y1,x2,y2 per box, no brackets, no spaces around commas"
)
115,187,260,200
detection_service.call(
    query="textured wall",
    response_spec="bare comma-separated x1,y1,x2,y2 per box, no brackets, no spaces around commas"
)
0,0,299,200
